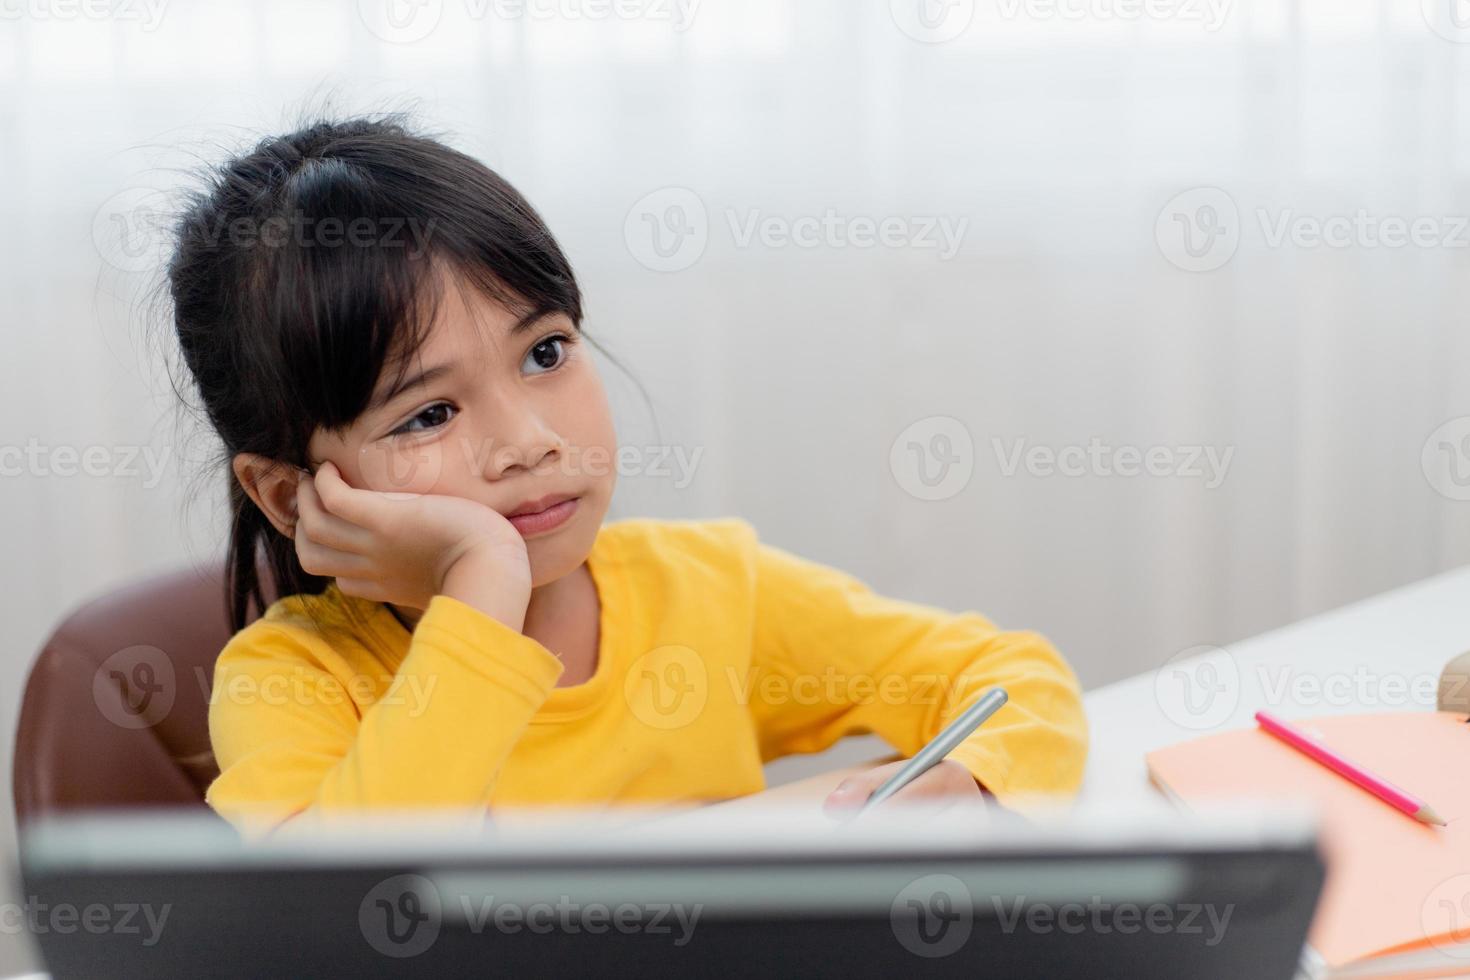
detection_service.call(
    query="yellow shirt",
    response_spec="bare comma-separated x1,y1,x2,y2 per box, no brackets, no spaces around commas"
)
205,517,1088,837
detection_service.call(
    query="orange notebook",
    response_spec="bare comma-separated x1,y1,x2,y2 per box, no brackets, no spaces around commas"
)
1146,711,1470,977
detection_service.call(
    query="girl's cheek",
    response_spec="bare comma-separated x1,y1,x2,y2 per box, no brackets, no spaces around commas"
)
357,438,445,494
569,367,620,473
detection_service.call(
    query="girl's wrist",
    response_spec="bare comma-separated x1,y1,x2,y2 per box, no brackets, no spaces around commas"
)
440,552,532,634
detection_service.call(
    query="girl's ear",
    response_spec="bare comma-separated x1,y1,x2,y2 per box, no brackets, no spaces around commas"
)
232,453,304,539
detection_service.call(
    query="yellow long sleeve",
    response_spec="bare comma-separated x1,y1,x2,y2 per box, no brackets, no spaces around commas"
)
206,593,563,839
746,539,1089,801
204,517,1088,837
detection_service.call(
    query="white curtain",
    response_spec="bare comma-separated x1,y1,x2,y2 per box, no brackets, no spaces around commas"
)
5,0,1470,966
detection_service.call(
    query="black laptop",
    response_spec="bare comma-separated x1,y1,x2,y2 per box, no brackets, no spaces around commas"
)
17,803,1324,979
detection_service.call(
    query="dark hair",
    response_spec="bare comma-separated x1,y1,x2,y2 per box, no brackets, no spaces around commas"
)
168,113,585,631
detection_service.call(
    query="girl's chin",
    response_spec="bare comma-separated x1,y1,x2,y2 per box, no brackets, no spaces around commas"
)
524,527,593,587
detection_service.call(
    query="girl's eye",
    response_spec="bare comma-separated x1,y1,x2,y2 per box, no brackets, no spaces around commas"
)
524,335,570,375
391,402,455,436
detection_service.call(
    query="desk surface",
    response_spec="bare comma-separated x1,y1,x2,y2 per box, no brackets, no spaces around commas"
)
1082,563,1470,801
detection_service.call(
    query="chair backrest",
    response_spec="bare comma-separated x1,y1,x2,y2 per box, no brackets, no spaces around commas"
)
12,564,274,828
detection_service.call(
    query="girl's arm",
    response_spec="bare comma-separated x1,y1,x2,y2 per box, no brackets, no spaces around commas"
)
204,592,563,840
746,537,1089,807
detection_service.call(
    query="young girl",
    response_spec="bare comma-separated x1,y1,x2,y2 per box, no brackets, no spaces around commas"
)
170,115,1088,840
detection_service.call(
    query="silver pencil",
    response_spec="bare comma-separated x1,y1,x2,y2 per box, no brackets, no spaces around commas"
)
859,687,1009,813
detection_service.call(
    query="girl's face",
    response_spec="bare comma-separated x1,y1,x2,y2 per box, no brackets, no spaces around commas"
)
307,270,617,587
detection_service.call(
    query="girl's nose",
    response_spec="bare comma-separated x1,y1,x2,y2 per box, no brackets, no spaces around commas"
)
471,409,565,480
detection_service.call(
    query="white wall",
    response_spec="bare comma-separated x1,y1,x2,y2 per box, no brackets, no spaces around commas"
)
6,0,1470,972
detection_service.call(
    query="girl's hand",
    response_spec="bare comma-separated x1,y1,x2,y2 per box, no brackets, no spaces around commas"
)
292,460,533,631
822,759,990,819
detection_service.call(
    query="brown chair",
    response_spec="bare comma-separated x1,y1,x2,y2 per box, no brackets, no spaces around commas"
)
12,564,275,828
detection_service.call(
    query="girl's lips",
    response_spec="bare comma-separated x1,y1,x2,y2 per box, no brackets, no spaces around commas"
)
506,496,579,537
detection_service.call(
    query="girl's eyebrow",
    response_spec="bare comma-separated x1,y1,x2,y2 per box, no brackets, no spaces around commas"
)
369,310,558,412
510,308,553,334
369,362,454,412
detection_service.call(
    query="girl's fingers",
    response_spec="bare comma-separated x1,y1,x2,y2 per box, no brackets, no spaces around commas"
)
294,525,374,579
311,460,381,528
313,459,418,530
889,764,964,801
823,760,982,818
823,763,901,815
296,474,373,553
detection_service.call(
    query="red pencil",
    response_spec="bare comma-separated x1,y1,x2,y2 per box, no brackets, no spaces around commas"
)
1254,710,1446,826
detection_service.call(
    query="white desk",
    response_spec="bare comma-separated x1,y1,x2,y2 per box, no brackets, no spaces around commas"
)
1082,564,1470,800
